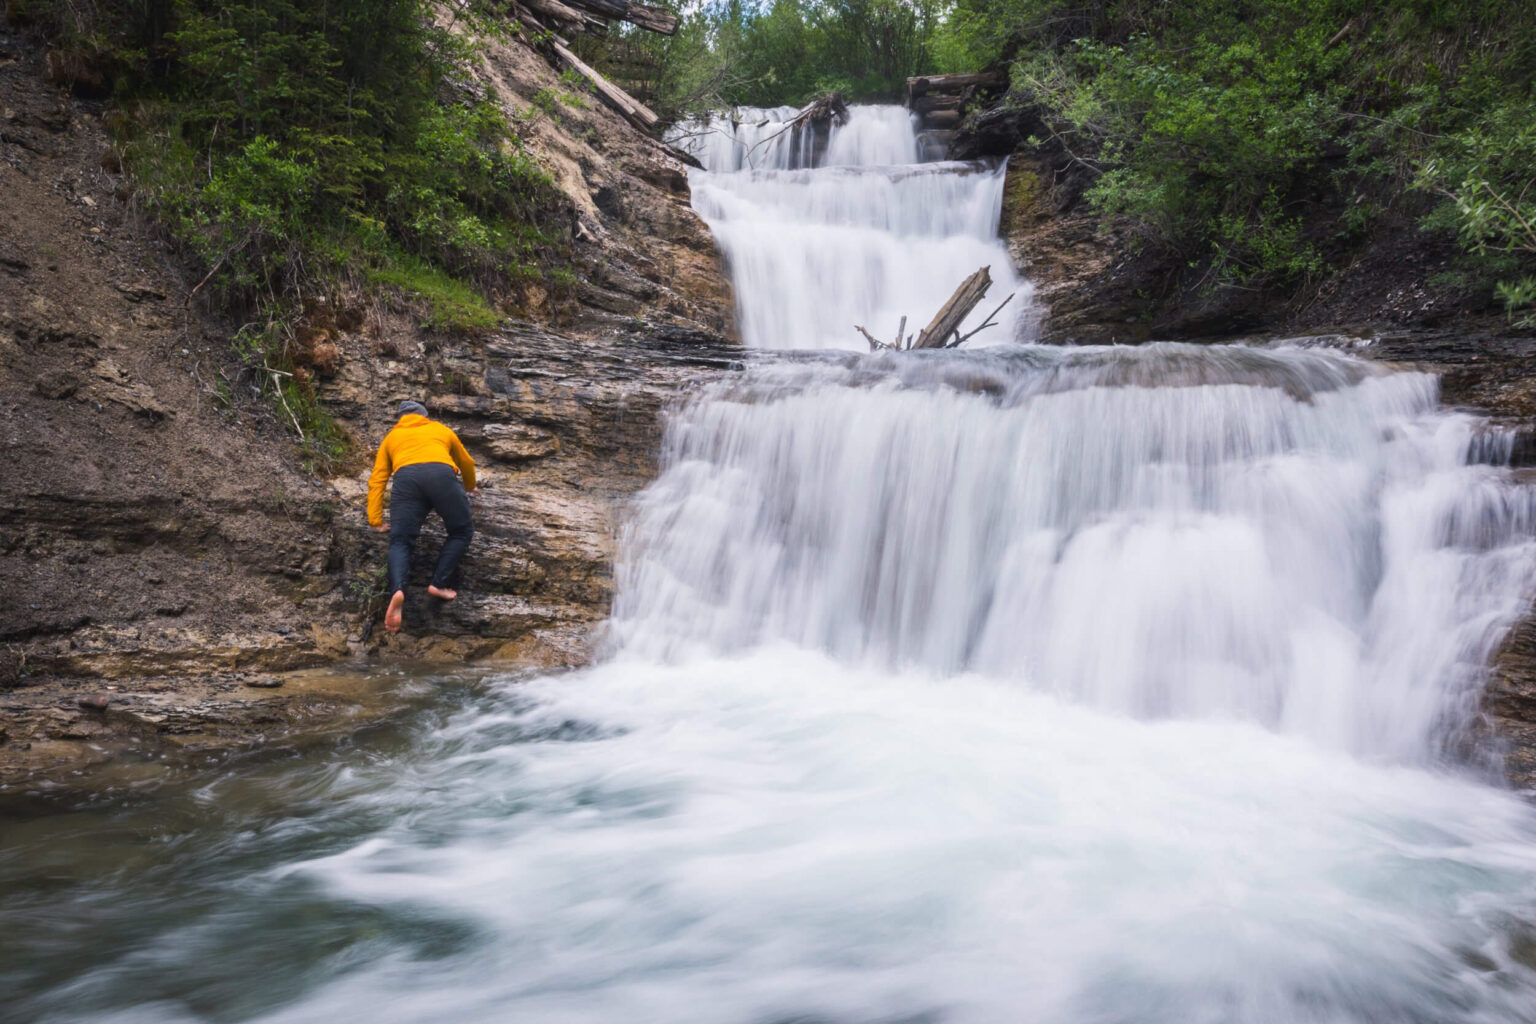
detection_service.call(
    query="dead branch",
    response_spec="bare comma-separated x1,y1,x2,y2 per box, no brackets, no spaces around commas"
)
852,266,1014,352
914,265,992,349
947,292,1015,348
742,92,849,167
856,325,892,351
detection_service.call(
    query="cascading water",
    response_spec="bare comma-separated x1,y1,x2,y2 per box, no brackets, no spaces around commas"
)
673,105,1034,350
7,108,1536,1024
615,343,1536,764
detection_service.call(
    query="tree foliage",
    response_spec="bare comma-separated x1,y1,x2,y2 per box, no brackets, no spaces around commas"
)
13,0,575,468
933,0,1536,304
22,0,565,318
604,0,945,115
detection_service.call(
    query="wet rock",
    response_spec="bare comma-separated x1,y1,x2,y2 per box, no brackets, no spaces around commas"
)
61,717,110,739
0,20,741,793
307,624,351,659
1510,922,1536,971
995,156,1146,343
243,677,283,689
77,693,110,711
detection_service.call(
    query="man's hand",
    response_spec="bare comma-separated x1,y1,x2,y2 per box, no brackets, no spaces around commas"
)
466,487,478,497
370,523,389,534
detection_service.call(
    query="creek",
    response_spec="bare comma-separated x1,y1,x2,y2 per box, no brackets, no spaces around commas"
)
5,106,1536,1024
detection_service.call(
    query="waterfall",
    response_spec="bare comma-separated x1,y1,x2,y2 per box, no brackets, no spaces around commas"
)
11,107,1536,1024
673,105,1035,351
614,343,1536,763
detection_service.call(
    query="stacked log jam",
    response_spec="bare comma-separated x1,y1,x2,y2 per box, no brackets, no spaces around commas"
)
903,71,1007,161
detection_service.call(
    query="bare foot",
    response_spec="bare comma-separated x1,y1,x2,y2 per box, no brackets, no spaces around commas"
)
427,584,457,601
384,590,405,632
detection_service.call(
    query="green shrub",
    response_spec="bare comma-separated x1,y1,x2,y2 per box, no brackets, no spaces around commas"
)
939,0,1536,296
27,0,568,313
20,0,580,456
1417,99,1536,322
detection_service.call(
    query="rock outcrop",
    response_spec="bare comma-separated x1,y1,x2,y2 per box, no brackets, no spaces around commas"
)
0,24,738,792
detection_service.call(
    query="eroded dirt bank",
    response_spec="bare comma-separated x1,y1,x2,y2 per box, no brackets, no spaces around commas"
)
0,26,736,794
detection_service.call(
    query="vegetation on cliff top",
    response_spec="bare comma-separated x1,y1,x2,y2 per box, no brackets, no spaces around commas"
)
632,0,1534,321
939,0,1536,316
590,0,945,114
15,0,575,468
23,0,569,309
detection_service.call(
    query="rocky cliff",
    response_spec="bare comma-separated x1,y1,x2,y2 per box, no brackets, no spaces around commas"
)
0,25,737,793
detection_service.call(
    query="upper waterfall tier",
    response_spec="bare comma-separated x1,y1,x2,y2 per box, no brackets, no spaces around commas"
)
671,104,919,172
672,105,1035,351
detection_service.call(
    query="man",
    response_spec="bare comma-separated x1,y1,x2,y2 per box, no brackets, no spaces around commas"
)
367,400,477,633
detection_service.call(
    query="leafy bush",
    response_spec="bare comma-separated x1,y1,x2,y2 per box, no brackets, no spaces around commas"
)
939,0,1536,298
1417,100,1536,322
19,0,577,458
24,0,569,310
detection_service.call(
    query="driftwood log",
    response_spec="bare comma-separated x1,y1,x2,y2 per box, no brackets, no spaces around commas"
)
514,0,676,36
904,70,1009,139
856,266,1015,352
513,9,700,170
738,91,849,166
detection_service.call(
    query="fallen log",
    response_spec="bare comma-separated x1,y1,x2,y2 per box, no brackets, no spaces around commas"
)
912,94,963,115
551,40,660,129
562,0,678,34
855,266,1014,351
740,91,849,166
520,0,605,32
914,265,992,348
904,70,1007,102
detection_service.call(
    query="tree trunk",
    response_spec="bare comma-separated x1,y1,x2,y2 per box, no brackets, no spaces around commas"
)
560,0,678,34
914,266,992,349
551,41,660,129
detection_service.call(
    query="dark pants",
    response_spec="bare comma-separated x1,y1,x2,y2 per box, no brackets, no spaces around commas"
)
388,463,473,595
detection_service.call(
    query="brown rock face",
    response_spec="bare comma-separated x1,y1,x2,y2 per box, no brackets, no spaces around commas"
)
1490,617,1536,790
319,321,738,667
473,32,735,337
0,26,741,791
998,157,1149,344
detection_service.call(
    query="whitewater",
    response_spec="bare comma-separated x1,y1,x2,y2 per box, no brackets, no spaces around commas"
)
5,105,1536,1024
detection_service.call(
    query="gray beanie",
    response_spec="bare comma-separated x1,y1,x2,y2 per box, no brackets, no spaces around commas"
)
397,400,428,418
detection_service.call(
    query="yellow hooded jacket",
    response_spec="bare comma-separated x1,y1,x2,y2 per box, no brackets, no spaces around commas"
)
366,414,476,526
